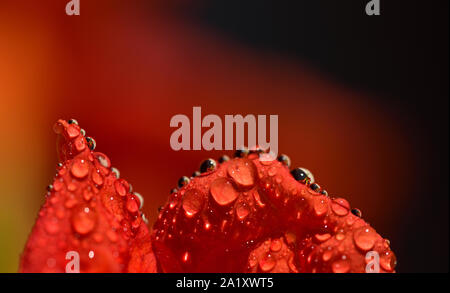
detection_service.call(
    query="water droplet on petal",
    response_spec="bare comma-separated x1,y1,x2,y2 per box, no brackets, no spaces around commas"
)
315,233,331,242
235,202,250,220
74,136,86,152
71,206,96,235
71,159,89,179
331,198,350,216
227,159,257,188
313,198,328,217
380,251,397,272
210,177,239,206
270,239,282,252
88,250,95,259
182,189,204,217
114,180,127,197
126,197,139,214
331,258,350,273
259,253,276,272
92,171,104,186
353,227,377,251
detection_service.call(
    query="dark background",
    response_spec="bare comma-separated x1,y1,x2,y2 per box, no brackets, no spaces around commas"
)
188,0,449,272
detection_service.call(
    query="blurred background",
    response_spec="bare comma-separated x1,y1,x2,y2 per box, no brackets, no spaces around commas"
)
0,0,448,272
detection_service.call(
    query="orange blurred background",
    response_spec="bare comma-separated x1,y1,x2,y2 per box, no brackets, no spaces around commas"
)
0,0,448,272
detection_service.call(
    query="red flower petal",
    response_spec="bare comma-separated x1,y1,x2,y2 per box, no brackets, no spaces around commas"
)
19,120,156,273
152,152,397,273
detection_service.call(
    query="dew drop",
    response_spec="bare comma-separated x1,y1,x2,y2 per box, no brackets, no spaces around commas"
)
315,233,331,242
86,137,96,150
227,159,257,188
71,206,96,235
210,177,239,206
92,171,104,186
182,189,204,217
331,258,350,273
380,250,397,272
313,198,328,217
353,227,377,251
126,197,139,214
270,239,282,252
88,250,95,259
331,198,350,216
259,253,276,272
74,136,86,152
71,159,89,179
111,167,120,178
114,180,127,197
235,202,250,220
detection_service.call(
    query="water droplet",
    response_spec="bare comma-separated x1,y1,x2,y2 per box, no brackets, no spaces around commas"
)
227,159,257,188
259,253,276,272
290,168,309,184
313,198,328,217
199,158,217,174
351,208,362,218
86,137,96,150
331,198,350,216
111,167,120,178
92,171,104,186
88,250,95,259
210,177,239,206
277,154,291,168
67,124,80,138
133,192,144,209
353,227,377,251
252,189,265,207
331,258,350,273
114,180,128,196
380,250,397,272
234,148,249,158
68,119,79,125
74,136,86,152
182,189,204,217
126,196,139,214
71,206,96,235
270,239,282,252
178,176,190,188
53,179,63,191
315,233,331,242
336,232,345,241
322,249,333,262
218,155,230,163
235,201,250,220
71,159,89,179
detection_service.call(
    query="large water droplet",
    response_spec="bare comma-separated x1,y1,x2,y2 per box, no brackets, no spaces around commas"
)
331,258,350,273
114,180,127,197
259,253,276,272
380,250,397,272
210,177,239,206
182,189,204,217
126,197,139,214
270,239,282,252
353,227,377,251
331,198,350,216
71,159,89,179
227,159,257,188
71,206,96,235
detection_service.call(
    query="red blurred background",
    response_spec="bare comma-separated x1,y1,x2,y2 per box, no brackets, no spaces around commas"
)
0,0,448,272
